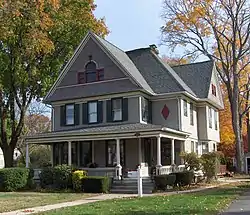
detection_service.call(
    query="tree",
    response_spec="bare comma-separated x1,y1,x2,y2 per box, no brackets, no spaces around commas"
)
162,0,250,172
162,55,192,66
0,0,108,167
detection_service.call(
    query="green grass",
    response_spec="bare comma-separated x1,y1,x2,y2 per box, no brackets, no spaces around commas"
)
0,192,93,213
37,183,250,215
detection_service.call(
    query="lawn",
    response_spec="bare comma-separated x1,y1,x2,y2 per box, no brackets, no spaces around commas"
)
0,192,93,213
37,183,250,215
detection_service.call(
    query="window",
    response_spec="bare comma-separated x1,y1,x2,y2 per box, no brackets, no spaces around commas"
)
78,60,104,84
112,98,122,121
88,101,97,123
195,142,199,154
202,142,209,154
213,143,217,151
183,100,188,116
106,140,125,167
209,107,213,128
191,141,195,152
214,110,218,130
141,97,149,122
212,84,217,96
190,103,194,125
66,104,74,125
79,141,92,167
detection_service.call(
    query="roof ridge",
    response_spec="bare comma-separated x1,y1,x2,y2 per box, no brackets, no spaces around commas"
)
171,60,213,68
126,47,151,53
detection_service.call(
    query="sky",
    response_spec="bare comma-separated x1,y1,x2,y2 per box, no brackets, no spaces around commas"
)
94,0,176,57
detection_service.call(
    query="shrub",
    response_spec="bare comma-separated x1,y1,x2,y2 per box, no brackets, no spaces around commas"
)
201,152,221,182
26,168,35,189
0,168,30,191
53,165,72,189
180,152,201,171
154,174,176,190
171,171,194,186
82,176,110,193
39,167,54,188
72,170,87,192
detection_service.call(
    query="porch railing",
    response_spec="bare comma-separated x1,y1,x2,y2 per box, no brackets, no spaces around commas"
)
158,165,186,175
80,167,116,178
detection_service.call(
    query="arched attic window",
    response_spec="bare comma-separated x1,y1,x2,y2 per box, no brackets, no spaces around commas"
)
77,57,104,84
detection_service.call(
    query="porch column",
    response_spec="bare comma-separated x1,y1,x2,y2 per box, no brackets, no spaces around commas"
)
115,138,122,180
156,136,162,167
138,138,142,164
171,139,175,165
25,142,29,168
68,141,72,166
92,141,95,163
77,142,80,167
51,144,54,167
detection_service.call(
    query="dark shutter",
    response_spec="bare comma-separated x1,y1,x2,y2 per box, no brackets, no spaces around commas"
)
74,104,80,125
97,101,103,123
148,100,152,123
122,98,128,121
60,105,66,126
106,100,112,122
82,103,88,124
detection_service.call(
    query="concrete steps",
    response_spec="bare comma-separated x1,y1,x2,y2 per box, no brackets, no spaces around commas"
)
111,177,154,194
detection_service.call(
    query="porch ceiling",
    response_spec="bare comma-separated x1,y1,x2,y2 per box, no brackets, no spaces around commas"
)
25,123,190,144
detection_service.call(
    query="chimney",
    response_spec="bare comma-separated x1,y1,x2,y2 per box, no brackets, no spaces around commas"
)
149,44,159,55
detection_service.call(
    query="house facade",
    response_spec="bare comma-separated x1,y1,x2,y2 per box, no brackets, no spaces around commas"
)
25,32,224,179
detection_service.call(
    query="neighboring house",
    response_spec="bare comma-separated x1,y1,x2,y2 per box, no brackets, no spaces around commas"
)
25,32,224,179
0,148,4,168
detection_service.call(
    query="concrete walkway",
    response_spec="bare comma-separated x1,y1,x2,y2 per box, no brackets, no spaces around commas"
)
221,190,250,215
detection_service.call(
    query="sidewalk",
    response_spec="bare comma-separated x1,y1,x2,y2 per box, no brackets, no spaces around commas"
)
221,190,250,215
0,180,247,215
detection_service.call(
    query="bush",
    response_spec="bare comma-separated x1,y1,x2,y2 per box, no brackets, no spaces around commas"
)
72,170,87,192
154,174,176,190
40,167,54,188
180,152,201,171
53,165,72,189
171,171,194,186
82,176,110,193
0,168,30,191
26,168,35,189
201,152,221,182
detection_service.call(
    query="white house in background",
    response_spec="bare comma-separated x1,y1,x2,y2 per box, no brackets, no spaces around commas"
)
25,31,224,180
0,148,4,168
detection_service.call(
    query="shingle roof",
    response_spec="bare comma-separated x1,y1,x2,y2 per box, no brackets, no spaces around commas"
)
172,61,214,98
126,48,196,96
92,33,154,94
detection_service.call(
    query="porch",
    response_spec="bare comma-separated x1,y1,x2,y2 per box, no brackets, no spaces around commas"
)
25,123,190,179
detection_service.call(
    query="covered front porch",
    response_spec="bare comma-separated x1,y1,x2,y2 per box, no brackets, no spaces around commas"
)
25,124,190,179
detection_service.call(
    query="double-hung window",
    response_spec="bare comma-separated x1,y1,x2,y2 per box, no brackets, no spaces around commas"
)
88,101,97,123
190,103,194,125
214,110,218,130
141,97,149,122
65,104,74,125
112,98,122,121
209,107,213,128
183,100,188,116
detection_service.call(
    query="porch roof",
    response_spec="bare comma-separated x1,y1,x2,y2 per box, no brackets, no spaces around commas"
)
25,123,191,144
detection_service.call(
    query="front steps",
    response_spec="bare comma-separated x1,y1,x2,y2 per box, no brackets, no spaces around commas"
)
110,177,154,194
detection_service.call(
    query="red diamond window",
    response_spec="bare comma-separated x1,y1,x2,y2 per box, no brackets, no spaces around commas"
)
161,105,170,120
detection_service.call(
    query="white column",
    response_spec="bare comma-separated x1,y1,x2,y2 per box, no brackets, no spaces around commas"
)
92,141,95,163
68,141,72,166
77,142,80,167
171,139,175,165
156,136,162,167
138,138,142,164
51,144,54,167
115,138,122,180
25,142,29,168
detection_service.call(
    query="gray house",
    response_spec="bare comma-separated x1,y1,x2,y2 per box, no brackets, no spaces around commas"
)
26,32,224,179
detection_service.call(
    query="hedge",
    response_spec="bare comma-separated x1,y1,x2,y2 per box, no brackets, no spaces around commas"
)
39,167,54,188
171,171,194,186
0,168,31,191
154,174,176,190
53,165,72,189
82,176,110,193
72,170,87,192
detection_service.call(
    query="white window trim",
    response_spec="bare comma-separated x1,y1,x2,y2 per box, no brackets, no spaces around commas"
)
112,98,122,121
140,97,149,123
208,107,213,129
88,101,98,123
183,99,188,117
65,104,75,125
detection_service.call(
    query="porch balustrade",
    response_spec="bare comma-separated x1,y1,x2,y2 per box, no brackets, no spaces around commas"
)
158,165,186,175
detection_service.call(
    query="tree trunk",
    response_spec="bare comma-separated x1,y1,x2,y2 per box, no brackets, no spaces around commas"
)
2,145,14,168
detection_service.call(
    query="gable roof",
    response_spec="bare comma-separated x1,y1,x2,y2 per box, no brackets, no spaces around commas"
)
44,32,154,102
126,48,196,96
172,61,214,98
